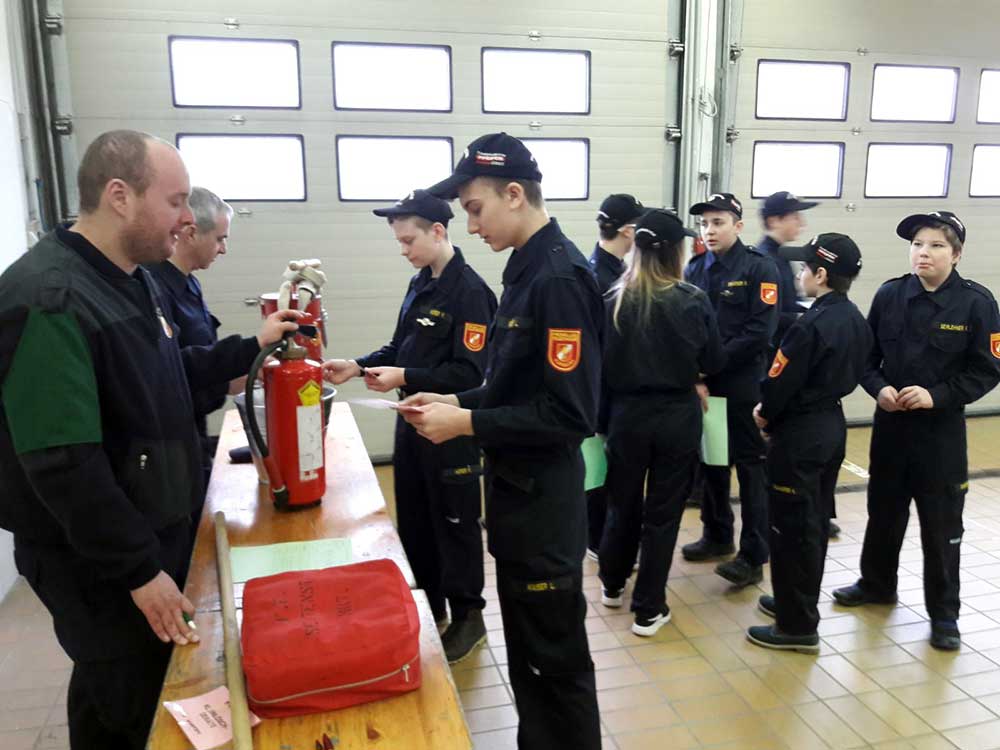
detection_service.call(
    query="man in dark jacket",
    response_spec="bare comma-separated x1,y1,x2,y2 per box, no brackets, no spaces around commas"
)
0,130,299,750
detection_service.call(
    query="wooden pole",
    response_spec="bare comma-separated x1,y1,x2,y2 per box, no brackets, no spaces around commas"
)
214,511,254,750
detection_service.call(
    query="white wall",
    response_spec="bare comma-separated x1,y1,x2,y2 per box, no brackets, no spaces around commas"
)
0,0,33,598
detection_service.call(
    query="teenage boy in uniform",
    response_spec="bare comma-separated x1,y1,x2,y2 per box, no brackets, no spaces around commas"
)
400,133,603,750
746,233,871,653
323,190,497,663
681,193,779,587
587,193,644,560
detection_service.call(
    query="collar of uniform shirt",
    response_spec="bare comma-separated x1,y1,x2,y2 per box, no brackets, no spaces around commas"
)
502,218,563,287
151,259,190,296
423,245,467,295
756,235,779,255
56,225,135,281
905,267,962,306
592,243,625,274
711,238,747,269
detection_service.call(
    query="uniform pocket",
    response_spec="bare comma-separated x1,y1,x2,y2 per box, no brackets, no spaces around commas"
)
930,330,968,353
485,463,547,561
416,317,453,340
497,329,534,361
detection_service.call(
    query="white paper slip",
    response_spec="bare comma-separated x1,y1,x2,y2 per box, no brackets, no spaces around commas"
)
347,397,400,410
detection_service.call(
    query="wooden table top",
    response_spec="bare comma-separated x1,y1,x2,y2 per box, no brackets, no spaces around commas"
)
146,404,470,750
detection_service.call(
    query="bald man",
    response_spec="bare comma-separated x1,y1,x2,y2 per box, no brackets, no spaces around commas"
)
0,130,299,749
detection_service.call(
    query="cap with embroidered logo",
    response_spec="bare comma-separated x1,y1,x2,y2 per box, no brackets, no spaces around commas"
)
427,132,543,200
760,190,819,218
372,189,454,226
780,233,863,278
597,194,645,230
690,192,744,219
634,209,698,250
896,210,966,245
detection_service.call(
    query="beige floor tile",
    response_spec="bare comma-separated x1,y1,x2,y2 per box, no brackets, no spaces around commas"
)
626,639,697,665
640,654,714,681
592,648,637,672
688,634,751,672
824,694,902,743
950,670,1000,698
601,702,680,734
460,685,512,711
752,665,819,705
672,690,752,723
868,661,941,689
843,644,918,671
594,665,649,691
780,658,851,699
919,698,998,731
465,704,520,733
595,683,665,713
822,629,895,653
889,679,971,709
817,654,883,694
760,707,830,749
686,713,777,746
944,718,1000,750
723,669,785,711
855,690,934,737
471,727,518,750
656,671,732,701
613,724,699,750
793,700,868,748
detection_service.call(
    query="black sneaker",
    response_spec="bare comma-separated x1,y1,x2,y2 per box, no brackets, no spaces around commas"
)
747,624,819,654
930,620,961,651
632,606,672,637
585,547,599,562
682,538,735,562
715,557,763,588
832,583,898,608
443,609,487,664
432,604,449,630
758,595,776,618
828,521,841,539
601,587,624,608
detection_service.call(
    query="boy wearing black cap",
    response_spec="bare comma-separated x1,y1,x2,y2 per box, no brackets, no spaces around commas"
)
598,209,726,636
833,211,1000,651
682,193,779,588
587,193,644,560
323,189,497,663
401,133,603,749
745,233,871,653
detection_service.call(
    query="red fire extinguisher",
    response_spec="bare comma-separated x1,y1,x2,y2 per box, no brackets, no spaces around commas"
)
245,333,325,510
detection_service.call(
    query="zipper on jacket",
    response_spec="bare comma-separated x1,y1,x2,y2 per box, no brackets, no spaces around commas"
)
249,654,419,705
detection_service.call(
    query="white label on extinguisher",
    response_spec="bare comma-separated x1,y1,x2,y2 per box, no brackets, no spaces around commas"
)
296,404,324,479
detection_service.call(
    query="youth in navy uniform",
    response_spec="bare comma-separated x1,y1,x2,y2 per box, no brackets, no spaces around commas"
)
598,210,726,636
586,193,644,559
402,133,603,750
681,193,779,587
757,191,842,539
745,233,871,653
834,211,1000,651
323,190,497,663
146,186,237,501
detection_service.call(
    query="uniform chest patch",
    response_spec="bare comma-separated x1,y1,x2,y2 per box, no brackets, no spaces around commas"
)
760,282,778,306
768,349,788,378
547,328,582,373
463,322,487,352
991,333,1000,360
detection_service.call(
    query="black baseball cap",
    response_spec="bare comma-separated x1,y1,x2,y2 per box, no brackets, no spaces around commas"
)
690,192,744,219
372,189,454,226
427,132,543,200
597,194,645,230
780,233,863,278
896,210,966,244
760,190,819,218
634,209,698,250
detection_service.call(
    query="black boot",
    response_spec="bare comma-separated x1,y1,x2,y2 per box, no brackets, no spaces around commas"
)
443,609,487,664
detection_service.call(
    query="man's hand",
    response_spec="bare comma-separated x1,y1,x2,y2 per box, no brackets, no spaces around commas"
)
752,402,768,431
695,382,710,413
130,571,199,646
228,375,248,396
323,359,362,385
363,366,406,393
400,392,460,408
877,386,902,412
897,385,934,411
399,402,473,444
256,310,304,349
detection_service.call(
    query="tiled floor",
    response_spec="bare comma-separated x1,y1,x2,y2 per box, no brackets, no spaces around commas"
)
6,423,1000,749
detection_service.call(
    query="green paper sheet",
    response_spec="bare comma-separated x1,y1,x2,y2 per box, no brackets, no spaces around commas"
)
701,396,729,467
582,435,608,491
230,538,353,583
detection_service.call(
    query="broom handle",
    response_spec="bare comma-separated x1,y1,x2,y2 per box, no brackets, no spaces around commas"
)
214,511,254,750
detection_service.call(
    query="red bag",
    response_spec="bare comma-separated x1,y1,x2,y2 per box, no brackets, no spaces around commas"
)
241,559,421,718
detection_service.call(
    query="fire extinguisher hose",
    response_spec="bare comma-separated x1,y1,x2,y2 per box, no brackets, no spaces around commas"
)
244,338,290,507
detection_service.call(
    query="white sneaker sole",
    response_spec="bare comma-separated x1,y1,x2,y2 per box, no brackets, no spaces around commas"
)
631,610,672,637
601,591,624,608
586,548,599,562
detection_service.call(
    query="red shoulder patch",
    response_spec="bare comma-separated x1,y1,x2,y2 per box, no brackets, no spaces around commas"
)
991,332,1000,360
768,349,788,378
547,328,581,373
760,282,778,306
463,322,487,352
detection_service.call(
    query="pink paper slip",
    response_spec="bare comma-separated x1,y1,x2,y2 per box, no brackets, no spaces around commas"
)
163,686,261,750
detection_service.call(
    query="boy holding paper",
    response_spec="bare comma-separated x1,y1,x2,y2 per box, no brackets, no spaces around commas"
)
323,189,496,663
747,233,871,653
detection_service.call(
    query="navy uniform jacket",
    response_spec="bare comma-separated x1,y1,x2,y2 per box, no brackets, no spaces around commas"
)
860,270,1000,412
757,234,806,349
684,239,779,402
588,244,625,296
604,282,726,396
458,219,603,453
759,291,872,428
356,247,497,396
146,261,226,439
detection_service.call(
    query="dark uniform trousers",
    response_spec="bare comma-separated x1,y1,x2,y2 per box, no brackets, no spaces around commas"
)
767,408,844,635
14,524,189,750
393,416,485,620
599,394,700,617
485,447,601,750
860,408,967,621
701,399,770,566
